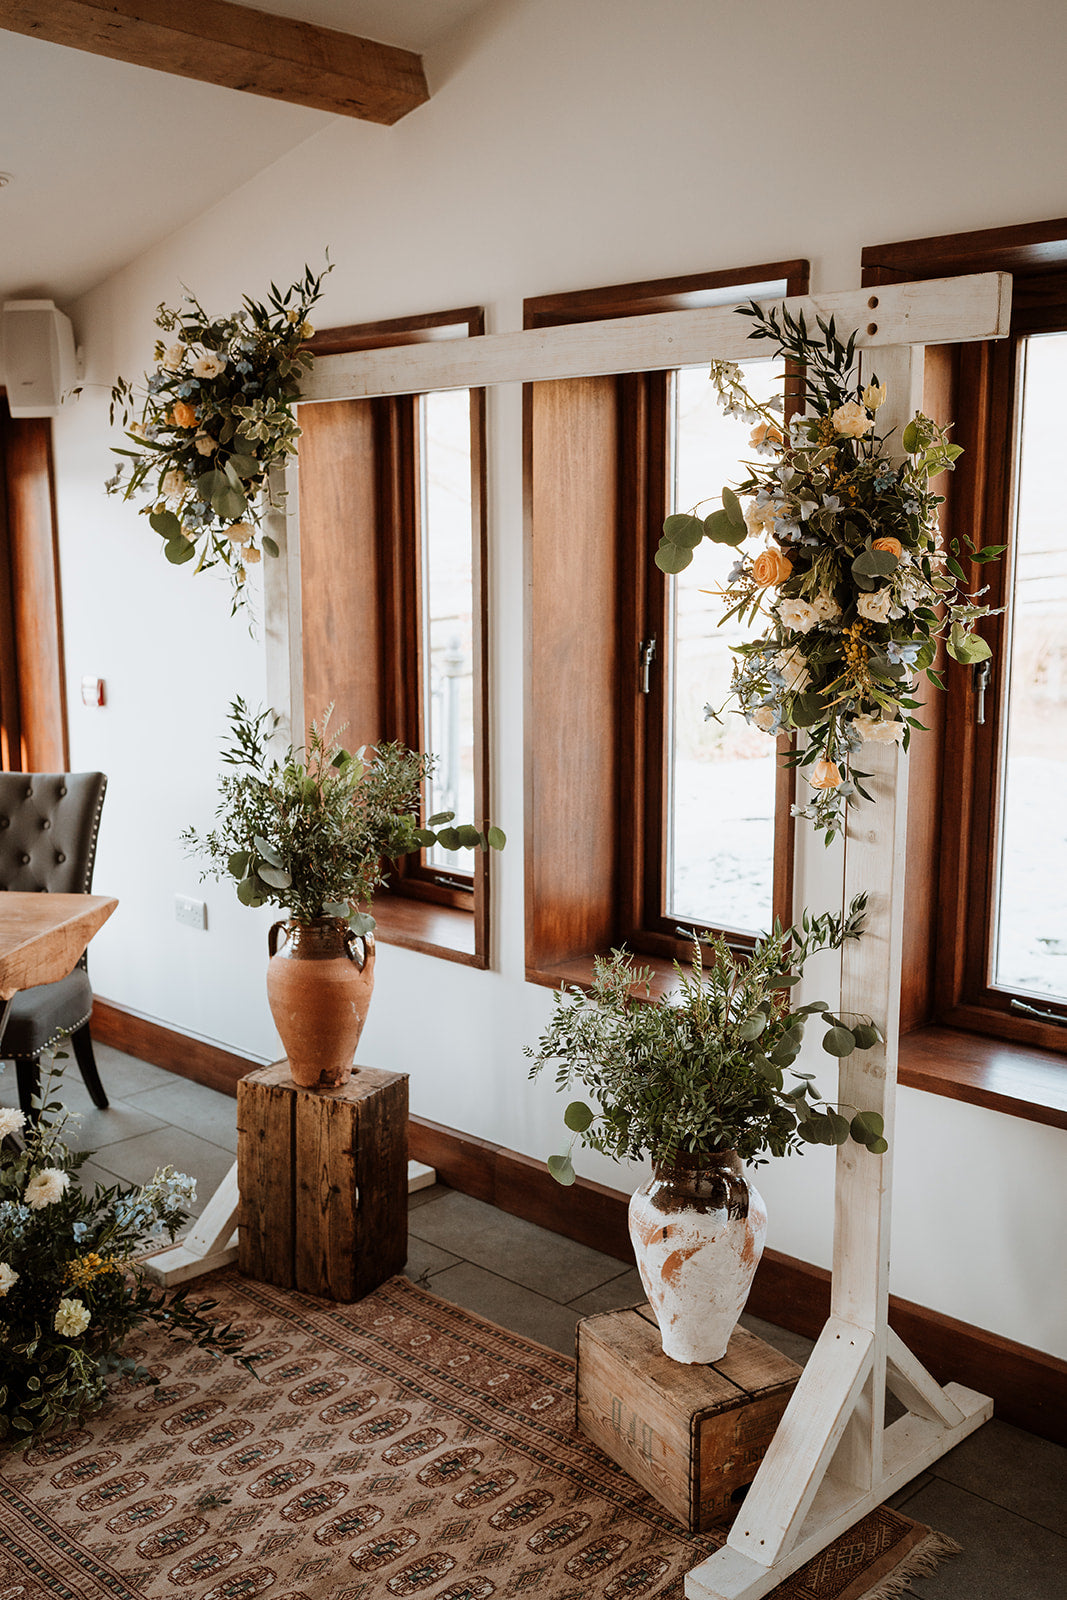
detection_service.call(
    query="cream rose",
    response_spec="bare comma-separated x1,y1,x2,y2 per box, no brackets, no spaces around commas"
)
751,705,777,733
857,589,892,623
831,400,874,439
751,547,793,588
808,758,842,790
54,1298,91,1337
226,522,253,545
192,352,225,379
194,433,215,456
159,342,185,370
853,715,905,745
161,469,187,500
811,593,842,622
25,1167,70,1209
0,1261,18,1296
744,498,779,536
777,597,819,634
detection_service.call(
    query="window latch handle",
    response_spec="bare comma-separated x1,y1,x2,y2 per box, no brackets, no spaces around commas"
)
639,637,657,694
973,658,992,724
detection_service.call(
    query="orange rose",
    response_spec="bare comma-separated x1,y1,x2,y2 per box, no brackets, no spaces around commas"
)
751,547,793,588
749,421,783,450
808,759,842,790
171,400,197,429
872,537,902,559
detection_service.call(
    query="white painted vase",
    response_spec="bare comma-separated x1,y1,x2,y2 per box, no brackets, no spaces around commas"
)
628,1149,767,1365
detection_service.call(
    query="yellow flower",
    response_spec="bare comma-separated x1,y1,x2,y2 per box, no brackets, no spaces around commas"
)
862,382,888,411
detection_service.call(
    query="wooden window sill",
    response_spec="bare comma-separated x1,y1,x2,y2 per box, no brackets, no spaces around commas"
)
899,1026,1067,1130
371,893,483,968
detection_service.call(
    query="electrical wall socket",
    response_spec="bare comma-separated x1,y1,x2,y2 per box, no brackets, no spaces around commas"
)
175,894,207,931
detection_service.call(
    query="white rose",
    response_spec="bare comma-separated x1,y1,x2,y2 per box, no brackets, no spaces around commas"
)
831,400,874,438
192,352,225,379
54,1298,91,1337
853,715,905,745
775,649,810,693
0,1261,18,1296
159,342,186,370
0,1107,25,1139
857,589,892,622
193,433,216,456
751,705,777,733
25,1167,70,1209
161,469,187,500
811,593,842,622
777,598,819,635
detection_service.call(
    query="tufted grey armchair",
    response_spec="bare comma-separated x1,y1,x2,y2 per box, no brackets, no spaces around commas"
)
0,772,109,1116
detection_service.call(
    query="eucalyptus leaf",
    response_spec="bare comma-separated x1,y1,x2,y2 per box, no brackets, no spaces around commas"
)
737,1014,767,1040
348,911,376,936
547,1153,576,1186
563,1100,594,1132
852,547,898,580
254,835,284,867
721,485,745,528
822,1025,856,1057
236,877,261,906
164,537,195,565
261,535,280,558
149,509,182,539
655,541,694,574
427,811,455,825
257,864,292,889
227,851,250,879
486,826,507,851
851,1023,882,1050
703,508,746,546
663,513,706,549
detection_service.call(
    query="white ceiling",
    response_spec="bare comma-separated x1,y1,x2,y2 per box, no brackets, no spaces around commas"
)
0,0,494,307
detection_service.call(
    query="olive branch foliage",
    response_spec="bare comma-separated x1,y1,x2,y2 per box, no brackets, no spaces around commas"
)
528,896,888,1183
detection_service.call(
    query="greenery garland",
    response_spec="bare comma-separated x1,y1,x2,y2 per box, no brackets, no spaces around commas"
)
107,261,331,611
656,302,1001,838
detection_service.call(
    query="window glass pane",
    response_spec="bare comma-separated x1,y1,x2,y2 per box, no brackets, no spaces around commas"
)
992,332,1067,1002
420,389,475,874
665,362,781,936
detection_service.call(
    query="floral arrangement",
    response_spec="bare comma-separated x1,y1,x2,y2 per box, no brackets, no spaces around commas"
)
184,699,505,935
107,261,331,609
528,895,888,1182
655,303,1001,836
0,1066,252,1446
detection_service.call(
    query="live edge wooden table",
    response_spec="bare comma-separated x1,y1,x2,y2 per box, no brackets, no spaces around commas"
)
0,891,117,1041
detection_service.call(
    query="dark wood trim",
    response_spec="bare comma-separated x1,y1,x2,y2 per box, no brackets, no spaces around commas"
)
89,1001,1066,1443
0,401,68,771
299,308,491,967
899,1026,1067,1129
523,262,807,980
91,995,261,1097
861,217,1067,284
0,0,430,124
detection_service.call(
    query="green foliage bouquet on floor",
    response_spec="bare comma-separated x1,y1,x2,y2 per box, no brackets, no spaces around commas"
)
107,260,331,610
528,895,888,1185
655,302,1001,839
0,1066,253,1447
184,699,505,935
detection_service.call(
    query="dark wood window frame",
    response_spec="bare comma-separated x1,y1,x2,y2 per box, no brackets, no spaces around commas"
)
862,216,1067,1130
299,310,491,968
523,261,809,990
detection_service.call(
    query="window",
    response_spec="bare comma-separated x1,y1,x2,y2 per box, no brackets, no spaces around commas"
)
297,311,490,966
524,263,808,986
863,218,1067,1055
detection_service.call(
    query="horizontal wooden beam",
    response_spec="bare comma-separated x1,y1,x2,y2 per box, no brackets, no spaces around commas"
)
301,274,1012,403
0,0,429,123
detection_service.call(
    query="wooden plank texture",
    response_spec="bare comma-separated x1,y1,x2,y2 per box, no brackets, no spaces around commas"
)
301,276,1011,404
236,1062,295,1288
0,0,430,123
0,891,116,1000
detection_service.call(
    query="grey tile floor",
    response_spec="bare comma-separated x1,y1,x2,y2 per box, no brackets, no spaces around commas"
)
3,1042,1064,1597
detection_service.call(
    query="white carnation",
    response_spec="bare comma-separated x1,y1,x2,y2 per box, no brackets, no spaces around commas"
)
777,598,819,635
0,1261,18,1296
857,589,892,622
811,593,842,622
25,1167,70,1209
159,342,186,370
0,1108,26,1140
54,1298,91,1337
831,400,873,438
192,352,225,379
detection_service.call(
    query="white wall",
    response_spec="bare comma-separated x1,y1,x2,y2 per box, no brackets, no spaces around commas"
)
53,0,1067,1358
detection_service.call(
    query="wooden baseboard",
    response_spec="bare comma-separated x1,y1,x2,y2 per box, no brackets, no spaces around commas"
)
93,997,1066,1445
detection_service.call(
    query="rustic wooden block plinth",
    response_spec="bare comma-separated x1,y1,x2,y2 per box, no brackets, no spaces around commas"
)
237,1061,408,1301
576,1303,801,1531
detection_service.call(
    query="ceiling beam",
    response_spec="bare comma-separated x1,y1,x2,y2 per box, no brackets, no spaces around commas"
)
0,0,430,123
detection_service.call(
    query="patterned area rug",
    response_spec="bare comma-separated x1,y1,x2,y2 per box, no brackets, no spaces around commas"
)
0,1273,959,1600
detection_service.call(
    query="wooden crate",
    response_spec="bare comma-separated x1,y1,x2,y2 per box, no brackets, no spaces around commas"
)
576,1303,801,1531
237,1061,408,1301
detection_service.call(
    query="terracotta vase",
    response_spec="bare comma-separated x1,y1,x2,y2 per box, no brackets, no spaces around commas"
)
266,918,375,1090
628,1149,767,1365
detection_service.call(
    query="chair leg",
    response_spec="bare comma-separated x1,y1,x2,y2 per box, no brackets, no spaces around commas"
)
15,1057,41,1119
71,1023,109,1109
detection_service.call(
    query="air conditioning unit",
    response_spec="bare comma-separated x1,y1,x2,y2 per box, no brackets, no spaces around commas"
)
1,300,79,417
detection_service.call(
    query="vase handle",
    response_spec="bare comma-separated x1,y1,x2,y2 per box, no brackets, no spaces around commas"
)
345,928,375,974
268,921,290,958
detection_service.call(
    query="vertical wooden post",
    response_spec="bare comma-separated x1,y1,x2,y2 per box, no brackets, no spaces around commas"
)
263,460,303,750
